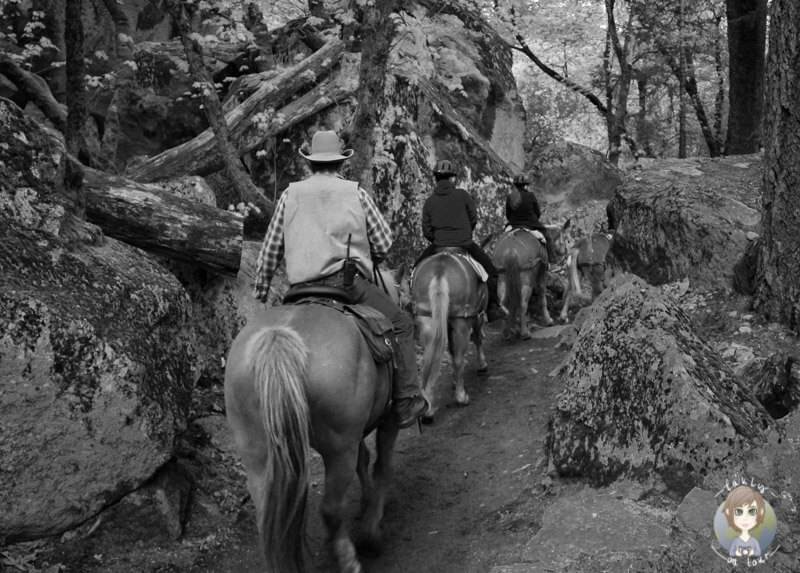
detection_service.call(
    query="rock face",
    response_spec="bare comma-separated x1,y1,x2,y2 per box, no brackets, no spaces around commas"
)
174,241,283,385
0,222,196,542
0,98,197,542
0,98,67,233
606,155,762,290
547,274,772,495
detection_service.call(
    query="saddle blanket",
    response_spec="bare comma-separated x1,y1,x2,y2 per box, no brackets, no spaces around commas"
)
459,252,489,282
411,251,489,282
503,226,546,244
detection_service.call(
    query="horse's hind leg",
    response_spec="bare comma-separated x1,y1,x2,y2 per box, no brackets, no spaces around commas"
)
471,316,488,373
520,280,534,339
536,266,554,326
356,440,371,515
321,447,362,573
356,421,400,556
450,319,472,406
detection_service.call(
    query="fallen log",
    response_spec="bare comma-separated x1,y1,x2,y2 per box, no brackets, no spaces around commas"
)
83,168,243,274
127,38,345,183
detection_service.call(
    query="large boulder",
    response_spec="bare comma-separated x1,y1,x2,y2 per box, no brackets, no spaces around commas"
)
547,274,772,495
529,140,622,233
0,221,197,542
606,155,762,289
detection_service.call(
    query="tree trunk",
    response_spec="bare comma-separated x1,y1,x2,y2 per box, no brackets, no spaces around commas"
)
0,56,67,130
347,0,402,191
82,168,243,274
754,0,800,333
127,38,345,183
725,0,767,155
166,0,267,212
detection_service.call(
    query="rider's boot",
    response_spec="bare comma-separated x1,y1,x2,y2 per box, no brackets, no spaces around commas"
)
391,331,428,428
485,274,506,323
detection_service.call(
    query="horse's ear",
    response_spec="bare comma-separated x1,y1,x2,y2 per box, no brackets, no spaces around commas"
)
562,218,571,230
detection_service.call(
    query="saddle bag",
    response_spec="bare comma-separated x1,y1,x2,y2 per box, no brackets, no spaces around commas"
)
344,303,394,363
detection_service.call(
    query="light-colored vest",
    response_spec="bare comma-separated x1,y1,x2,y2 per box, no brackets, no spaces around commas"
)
283,174,374,285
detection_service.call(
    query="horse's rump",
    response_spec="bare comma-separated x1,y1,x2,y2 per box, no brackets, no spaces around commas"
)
493,229,546,273
411,253,486,318
573,233,613,267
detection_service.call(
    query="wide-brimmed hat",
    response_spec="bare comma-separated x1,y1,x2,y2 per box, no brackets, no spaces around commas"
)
513,173,530,186
298,130,354,162
433,159,456,177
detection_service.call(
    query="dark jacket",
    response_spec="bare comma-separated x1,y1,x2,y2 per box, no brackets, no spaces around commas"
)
422,180,476,247
505,188,543,228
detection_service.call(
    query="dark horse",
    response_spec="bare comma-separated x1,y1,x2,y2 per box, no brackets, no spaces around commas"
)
224,271,402,573
409,250,488,419
491,222,569,340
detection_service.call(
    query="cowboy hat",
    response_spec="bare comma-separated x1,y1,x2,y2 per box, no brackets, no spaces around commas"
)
298,130,354,162
433,159,456,177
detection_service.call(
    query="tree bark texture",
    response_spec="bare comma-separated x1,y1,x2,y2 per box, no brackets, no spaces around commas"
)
82,169,243,274
726,0,767,155
127,38,345,183
347,0,402,191
166,0,266,211
754,0,800,333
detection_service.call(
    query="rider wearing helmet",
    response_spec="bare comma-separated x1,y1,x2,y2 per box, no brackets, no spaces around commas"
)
253,130,428,428
414,159,506,323
506,173,557,264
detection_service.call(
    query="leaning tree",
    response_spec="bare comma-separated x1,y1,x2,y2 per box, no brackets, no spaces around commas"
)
754,0,800,333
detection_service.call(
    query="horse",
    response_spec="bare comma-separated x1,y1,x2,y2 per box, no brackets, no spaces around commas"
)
224,269,403,573
559,232,614,323
409,250,488,420
491,221,570,340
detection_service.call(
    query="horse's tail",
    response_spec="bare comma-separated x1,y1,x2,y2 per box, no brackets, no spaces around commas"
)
421,276,450,393
503,250,522,319
249,325,311,573
567,248,583,297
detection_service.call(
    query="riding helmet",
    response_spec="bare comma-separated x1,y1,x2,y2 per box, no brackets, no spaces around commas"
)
433,160,457,177
513,173,530,186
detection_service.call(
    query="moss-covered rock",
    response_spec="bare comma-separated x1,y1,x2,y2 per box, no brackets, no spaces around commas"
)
0,98,66,233
606,156,762,289
0,220,197,542
547,274,772,496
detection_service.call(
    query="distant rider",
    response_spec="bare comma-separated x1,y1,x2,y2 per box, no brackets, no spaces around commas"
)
414,159,506,323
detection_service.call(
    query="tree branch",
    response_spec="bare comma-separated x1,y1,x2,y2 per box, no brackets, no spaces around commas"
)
512,34,608,115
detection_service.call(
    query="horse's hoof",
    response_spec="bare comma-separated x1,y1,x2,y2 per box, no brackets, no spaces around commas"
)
521,332,532,341
421,414,435,425
477,364,488,374
502,328,512,340
456,393,470,406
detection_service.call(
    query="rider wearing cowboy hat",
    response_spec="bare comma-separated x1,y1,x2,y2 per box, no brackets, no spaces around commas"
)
507,173,557,265
414,159,506,323
253,129,428,428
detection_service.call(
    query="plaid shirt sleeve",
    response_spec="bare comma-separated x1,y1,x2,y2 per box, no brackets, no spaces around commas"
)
253,191,288,302
358,187,393,259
